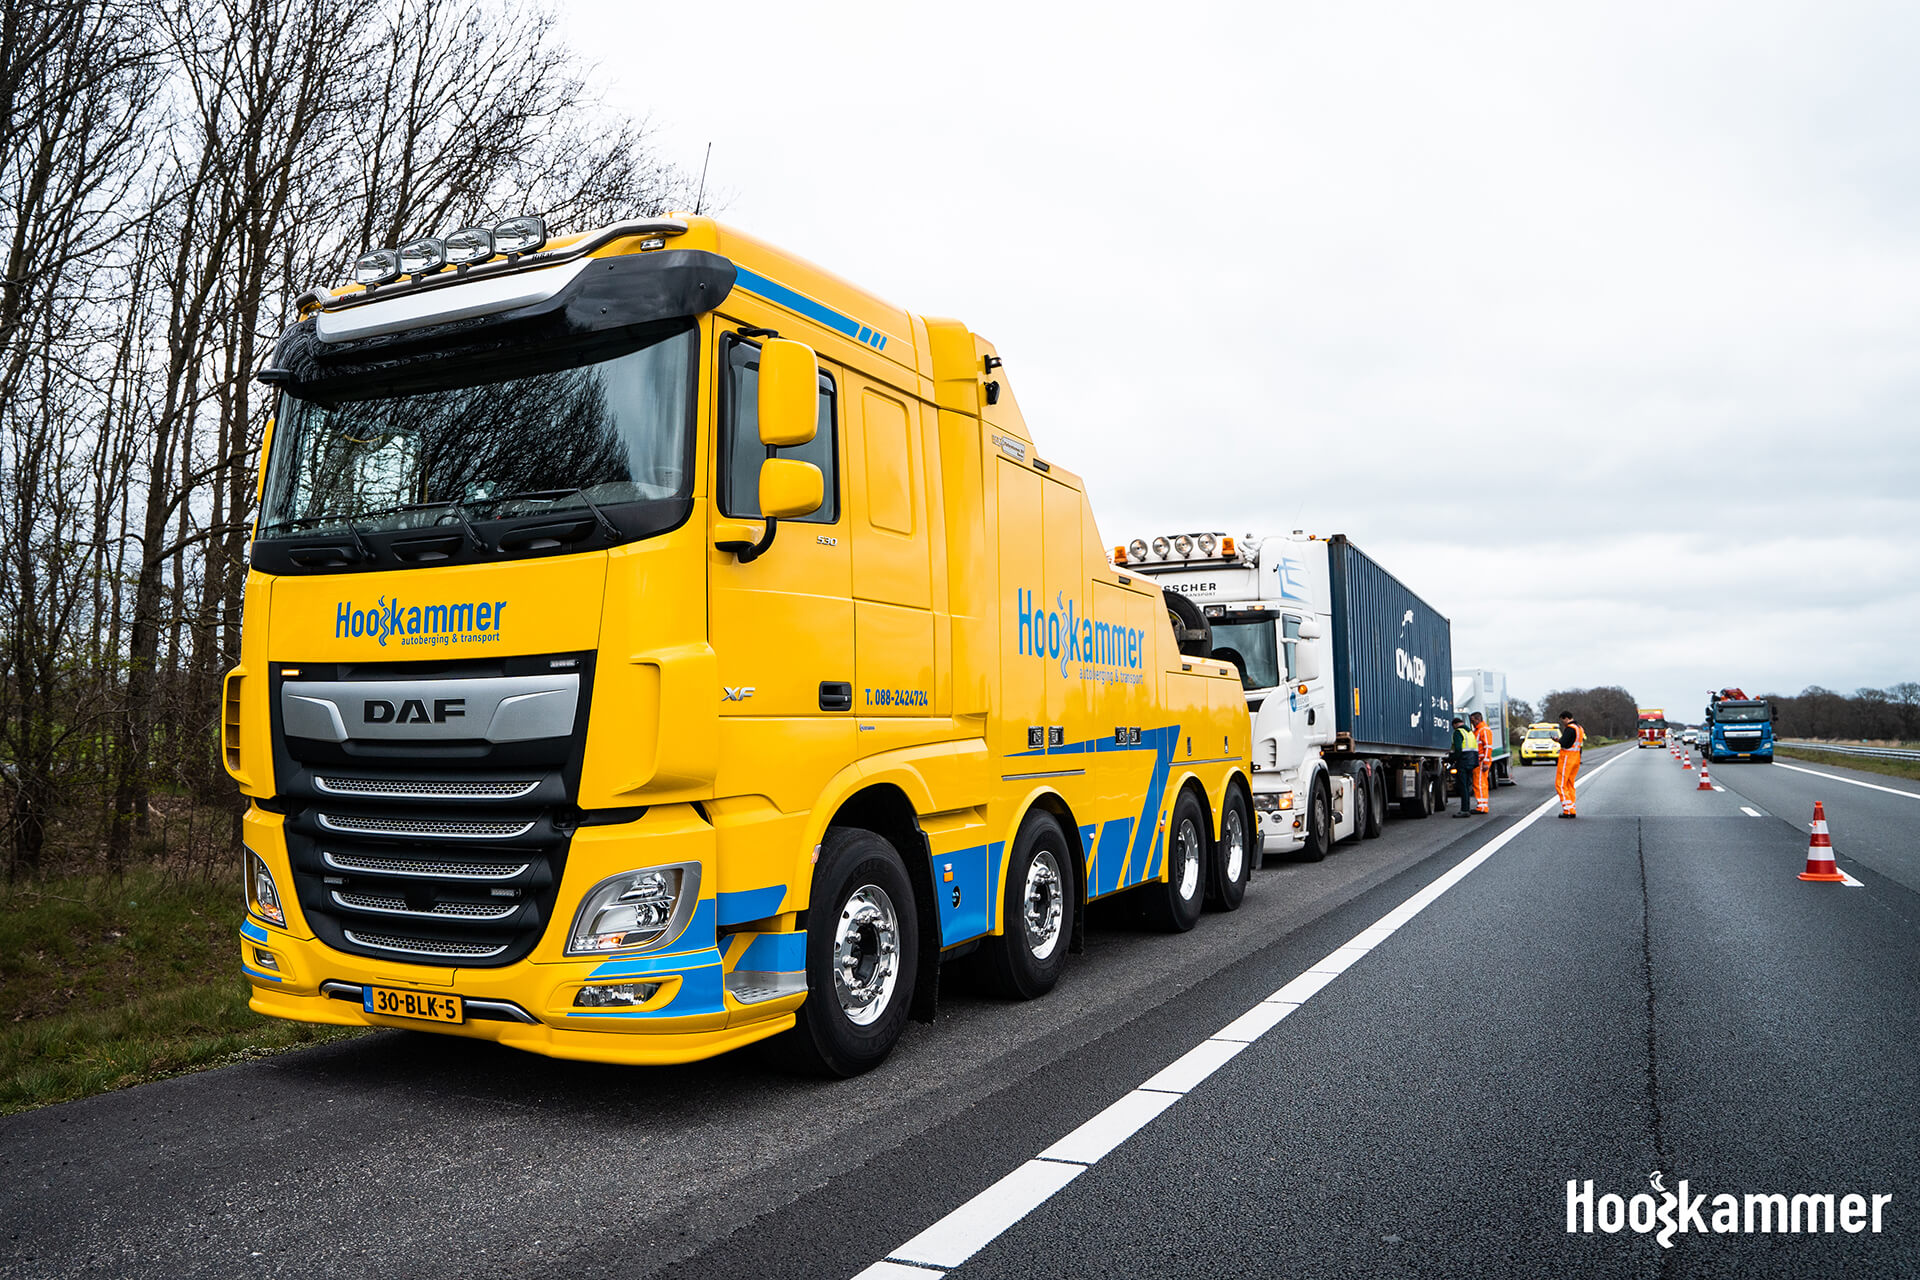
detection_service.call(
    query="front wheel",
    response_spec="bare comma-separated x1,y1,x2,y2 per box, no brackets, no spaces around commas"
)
977,812,1075,1000
1143,789,1208,932
1298,777,1332,860
773,827,919,1077
1206,788,1254,911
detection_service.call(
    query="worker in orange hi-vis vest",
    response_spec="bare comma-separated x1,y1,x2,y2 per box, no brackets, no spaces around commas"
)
1555,711,1586,818
1471,712,1494,814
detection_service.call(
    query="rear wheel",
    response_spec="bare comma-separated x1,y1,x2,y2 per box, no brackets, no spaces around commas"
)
1144,789,1208,932
1206,788,1253,911
1345,775,1369,845
1365,771,1386,838
772,827,918,1077
1399,769,1432,819
1298,776,1332,860
977,812,1074,1000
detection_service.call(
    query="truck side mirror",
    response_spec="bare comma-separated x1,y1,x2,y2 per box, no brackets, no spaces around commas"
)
1295,641,1322,683
757,339,818,447
759,458,822,520
1771,706,1779,722
1296,616,1323,641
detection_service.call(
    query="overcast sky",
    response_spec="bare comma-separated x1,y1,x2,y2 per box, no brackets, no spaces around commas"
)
563,0,1920,720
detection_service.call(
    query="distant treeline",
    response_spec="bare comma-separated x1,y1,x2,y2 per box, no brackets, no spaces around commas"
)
1759,685,1920,741
0,0,694,880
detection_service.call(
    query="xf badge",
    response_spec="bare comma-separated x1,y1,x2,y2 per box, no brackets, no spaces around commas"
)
722,686,757,702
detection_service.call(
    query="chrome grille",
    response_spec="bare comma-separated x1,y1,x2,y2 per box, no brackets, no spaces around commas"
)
318,813,534,840
343,930,509,958
323,850,530,880
316,776,538,800
331,891,517,920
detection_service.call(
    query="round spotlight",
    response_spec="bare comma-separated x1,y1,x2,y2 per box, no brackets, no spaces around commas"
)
352,249,402,286
1197,533,1217,556
397,237,447,276
492,216,548,255
1150,536,1170,559
444,226,494,265
1128,539,1148,562
1174,534,1194,557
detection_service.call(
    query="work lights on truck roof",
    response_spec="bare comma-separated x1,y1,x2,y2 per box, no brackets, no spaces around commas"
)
1129,538,1148,562
397,237,446,276
491,215,547,255
1151,536,1171,559
351,248,402,286
443,226,493,265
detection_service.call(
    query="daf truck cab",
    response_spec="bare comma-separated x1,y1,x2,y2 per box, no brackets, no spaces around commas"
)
1114,532,1452,862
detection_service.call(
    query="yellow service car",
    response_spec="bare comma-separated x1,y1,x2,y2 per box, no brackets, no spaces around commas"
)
1519,722,1561,765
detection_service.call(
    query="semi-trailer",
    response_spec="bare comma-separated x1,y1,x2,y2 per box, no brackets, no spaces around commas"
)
1114,532,1453,861
229,212,1252,1075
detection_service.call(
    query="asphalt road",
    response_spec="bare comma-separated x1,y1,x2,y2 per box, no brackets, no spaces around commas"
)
5,745,1914,1279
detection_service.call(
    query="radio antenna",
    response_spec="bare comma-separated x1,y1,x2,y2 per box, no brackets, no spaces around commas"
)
694,142,712,215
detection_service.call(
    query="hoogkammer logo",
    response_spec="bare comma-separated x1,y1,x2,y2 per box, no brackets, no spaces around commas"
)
335,597,506,648
1568,1173,1893,1248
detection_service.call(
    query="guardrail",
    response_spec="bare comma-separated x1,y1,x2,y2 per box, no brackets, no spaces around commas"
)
1778,741,1920,762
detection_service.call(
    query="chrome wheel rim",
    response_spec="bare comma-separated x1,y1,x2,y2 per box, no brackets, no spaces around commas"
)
1223,805,1247,882
1023,850,1065,959
1176,818,1203,900
833,884,900,1026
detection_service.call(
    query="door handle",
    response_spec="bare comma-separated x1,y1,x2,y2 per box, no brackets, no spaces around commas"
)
819,681,852,712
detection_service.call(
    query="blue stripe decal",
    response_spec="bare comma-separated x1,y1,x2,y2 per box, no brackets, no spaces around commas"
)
1128,726,1181,884
734,266,865,343
736,932,806,972
589,943,721,980
565,964,724,1019
240,919,269,943
1092,817,1134,896
242,966,282,985
716,886,787,926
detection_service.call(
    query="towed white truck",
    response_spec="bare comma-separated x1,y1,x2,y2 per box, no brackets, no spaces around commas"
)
1116,532,1455,861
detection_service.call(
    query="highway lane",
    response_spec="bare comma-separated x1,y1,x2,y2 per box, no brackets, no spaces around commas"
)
687,746,1915,1280
1,755,1564,1280
1710,753,1920,895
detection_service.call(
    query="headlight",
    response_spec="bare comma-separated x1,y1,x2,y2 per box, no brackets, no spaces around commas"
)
443,226,494,265
566,864,700,955
397,237,446,275
1251,792,1295,814
352,249,402,286
245,850,286,927
492,215,548,255
1128,539,1148,562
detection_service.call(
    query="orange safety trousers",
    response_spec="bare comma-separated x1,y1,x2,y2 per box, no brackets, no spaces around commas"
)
1555,749,1582,815
1473,726,1493,812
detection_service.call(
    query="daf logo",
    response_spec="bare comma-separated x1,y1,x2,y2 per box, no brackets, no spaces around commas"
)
363,698,465,724
722,686,757,702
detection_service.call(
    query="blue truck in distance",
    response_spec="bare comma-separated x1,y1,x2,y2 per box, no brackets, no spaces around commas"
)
1703,688,1776,763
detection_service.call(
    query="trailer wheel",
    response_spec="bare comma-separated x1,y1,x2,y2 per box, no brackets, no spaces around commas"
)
772,827,918,1078
977,811,1074,1000
1346,775,1370,846
1298,777,1332,860
1206,788,1253,911
1144,789,1208,932
1364,770,1386,838
1399,769,1432,819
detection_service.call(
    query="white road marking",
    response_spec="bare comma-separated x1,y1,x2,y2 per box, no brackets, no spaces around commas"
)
1712,785,1726,792
1740,806,1764,818
855,748,1635,1278
1840,870,1866,888
1773,760,1920,801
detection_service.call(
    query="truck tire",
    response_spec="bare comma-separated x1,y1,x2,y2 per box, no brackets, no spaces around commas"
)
773,827,918,1077
1144,789,1208,932
1345,774,1369,845
1399,769,1431,819
1206,787,1253,911
1163,589,1212,659
1298,776,1332,860
977,812,1074,1000
1365,771,1386,838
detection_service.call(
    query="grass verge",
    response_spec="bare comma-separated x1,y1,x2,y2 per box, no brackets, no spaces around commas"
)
1,872,365,1115
1776,747,1920,783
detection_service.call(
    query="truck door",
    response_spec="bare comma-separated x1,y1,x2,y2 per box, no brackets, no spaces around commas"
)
846,377,935,731
708,336,855,722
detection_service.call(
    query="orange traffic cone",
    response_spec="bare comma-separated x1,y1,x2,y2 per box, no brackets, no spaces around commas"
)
1697,760,1713,791
1799,802,1845,882
1682,752,1693,771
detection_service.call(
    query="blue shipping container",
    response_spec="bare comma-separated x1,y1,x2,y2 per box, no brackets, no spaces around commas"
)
1326,535,1454,753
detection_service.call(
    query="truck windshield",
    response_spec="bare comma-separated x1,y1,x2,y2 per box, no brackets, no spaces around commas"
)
1715,705,1770,723
258,324,695,542
1210,619,1281,690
